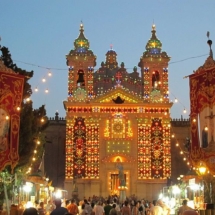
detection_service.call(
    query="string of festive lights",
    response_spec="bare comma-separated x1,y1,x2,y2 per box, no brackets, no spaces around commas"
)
11,53,208,116
26,138,41,174
170,127,191,168
169,91,189,115
13,53,208,71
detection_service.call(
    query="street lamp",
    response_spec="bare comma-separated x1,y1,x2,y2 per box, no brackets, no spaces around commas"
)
197,162,207,210
198,166,207,176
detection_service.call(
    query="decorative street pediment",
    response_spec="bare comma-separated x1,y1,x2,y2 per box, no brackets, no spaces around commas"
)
92,87,143,104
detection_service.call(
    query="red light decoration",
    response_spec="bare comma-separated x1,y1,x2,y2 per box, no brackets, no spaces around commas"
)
137,118,171,179
65,117,99,179
85,123,99,178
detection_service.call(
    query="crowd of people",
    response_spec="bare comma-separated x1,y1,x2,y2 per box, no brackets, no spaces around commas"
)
0,195,197,215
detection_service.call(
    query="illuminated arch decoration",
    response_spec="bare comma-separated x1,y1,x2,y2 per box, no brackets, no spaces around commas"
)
162,67,169,101
104,113,133,139
87,67,94,98
137,118,171,179
65,117,100,179
151,118,164,178
143,67,150,101
65,120,74,179
73,117,87,177
112,119,125,139
138,124,151,178
68,66,74,100
85,123,99,178
104,119,110,137
67,106,170,114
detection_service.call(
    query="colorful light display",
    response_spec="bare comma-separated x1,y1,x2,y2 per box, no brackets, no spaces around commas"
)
137,118,171,179
65,117,99,179
65,23,172,194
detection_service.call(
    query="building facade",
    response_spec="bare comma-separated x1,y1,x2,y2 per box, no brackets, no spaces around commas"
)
44,24,190,200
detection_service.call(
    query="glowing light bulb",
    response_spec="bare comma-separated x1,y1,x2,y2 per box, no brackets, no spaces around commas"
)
176,143,179,147
171,134,175,138
193,118,196,122
45,89,49,93
17,107,21,111
37,140,40,145
35,87,38,92
180,151,184,154
6,116,9,120
42,78,46,82
205,126,208,131
26,98,31,102
48,71,52,76
183,109,187,113
32,157,36,161
41,118,44,122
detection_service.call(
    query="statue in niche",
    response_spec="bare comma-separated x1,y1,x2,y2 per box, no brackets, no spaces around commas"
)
72,176,78,192
115,158,126,187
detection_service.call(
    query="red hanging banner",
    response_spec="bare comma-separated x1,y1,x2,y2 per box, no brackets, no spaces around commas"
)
189,56,215,174
0,63,24,172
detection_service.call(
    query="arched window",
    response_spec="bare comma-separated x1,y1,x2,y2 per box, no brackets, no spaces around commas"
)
152,71,160,89
77,69,85,86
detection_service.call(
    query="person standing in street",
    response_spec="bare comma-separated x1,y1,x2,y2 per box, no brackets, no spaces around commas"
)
121,201,131,215
94,201,104,215
109,204,117,215
104,200,112,215
151,200,163,215
178,200,193,215
67,199,78,215
50,199,68,215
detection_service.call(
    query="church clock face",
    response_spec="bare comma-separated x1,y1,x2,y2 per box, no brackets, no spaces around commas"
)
74,88,87,101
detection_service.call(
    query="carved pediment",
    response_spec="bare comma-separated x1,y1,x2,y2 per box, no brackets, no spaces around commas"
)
93,87,143,104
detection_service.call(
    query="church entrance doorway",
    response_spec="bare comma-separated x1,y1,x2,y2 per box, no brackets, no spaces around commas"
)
108,171,129,195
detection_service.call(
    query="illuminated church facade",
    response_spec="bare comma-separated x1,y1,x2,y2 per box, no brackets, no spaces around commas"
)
62,23,173,200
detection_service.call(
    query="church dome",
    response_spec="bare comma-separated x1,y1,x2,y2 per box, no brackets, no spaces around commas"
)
74,23,90,52
68,23,94,56
138,24,170,67
139,24,170,60
145,24,162,55
105,46,118,69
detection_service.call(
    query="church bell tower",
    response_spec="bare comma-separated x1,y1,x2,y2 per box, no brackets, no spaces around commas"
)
138,24,170,103
66,23,96,102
